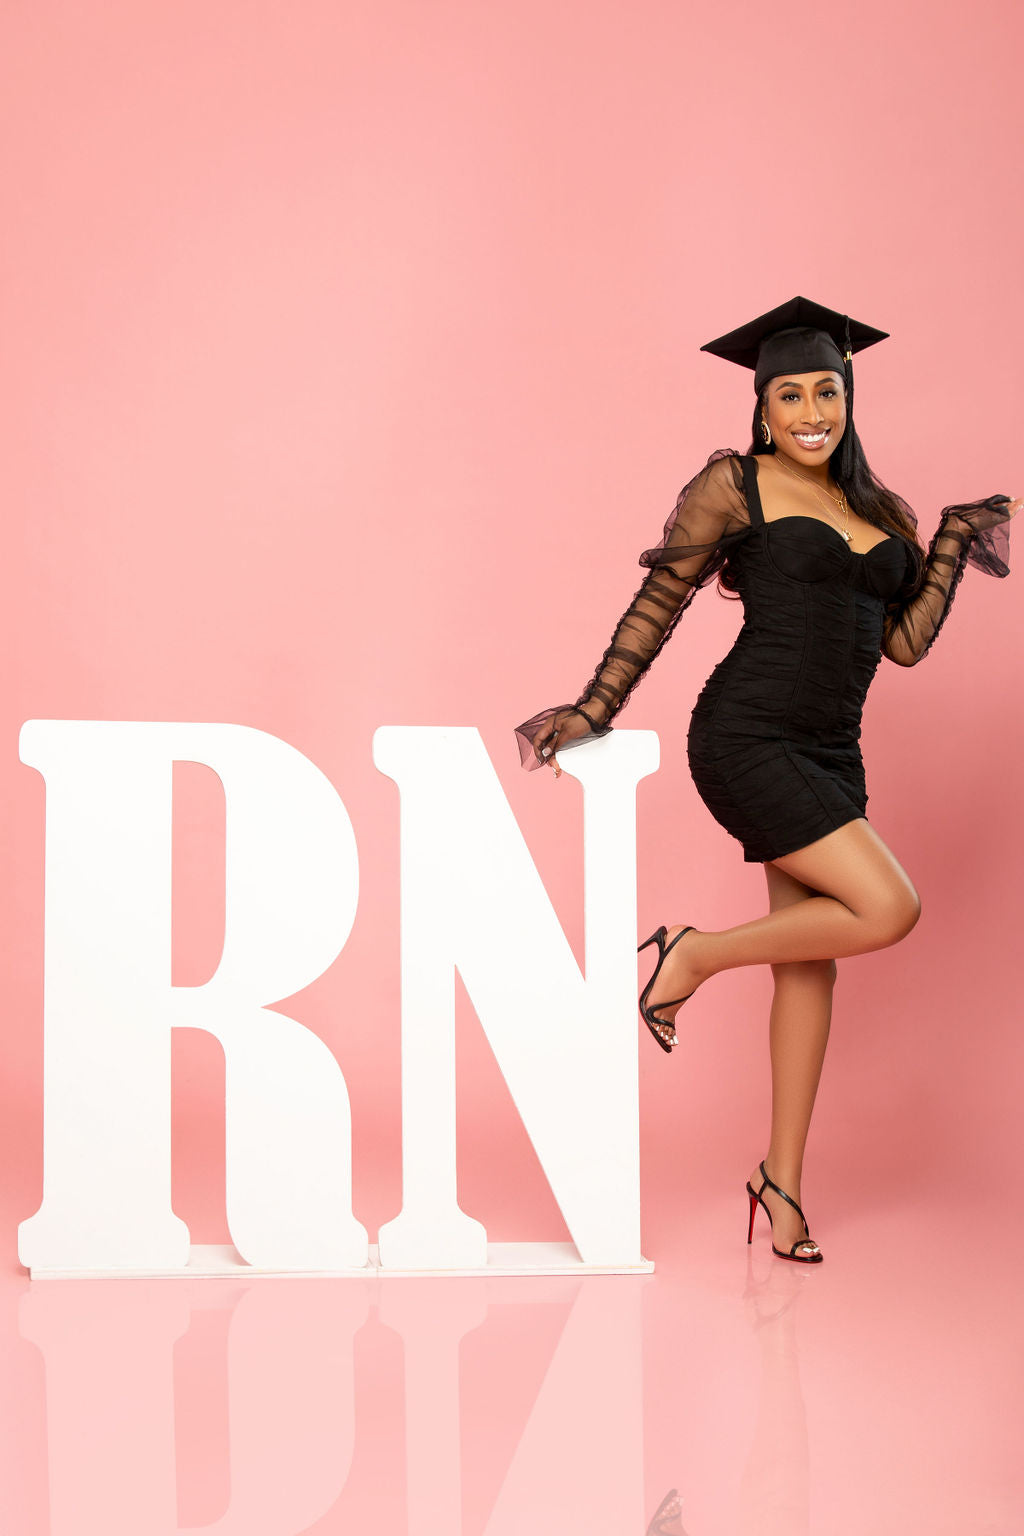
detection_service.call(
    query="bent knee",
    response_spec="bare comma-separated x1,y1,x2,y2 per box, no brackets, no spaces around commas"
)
871,885,922,945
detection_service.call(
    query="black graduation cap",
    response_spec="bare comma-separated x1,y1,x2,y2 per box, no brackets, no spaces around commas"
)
700,296,890,476
701,295,888,391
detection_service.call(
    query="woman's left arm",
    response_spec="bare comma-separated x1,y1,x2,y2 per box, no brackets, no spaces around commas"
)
882,493,1023,666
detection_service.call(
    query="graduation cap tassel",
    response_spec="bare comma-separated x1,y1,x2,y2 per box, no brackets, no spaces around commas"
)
840,313,855,481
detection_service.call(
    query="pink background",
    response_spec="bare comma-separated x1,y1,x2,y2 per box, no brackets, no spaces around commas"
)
1,1,1022,1261
3,4,1024,1530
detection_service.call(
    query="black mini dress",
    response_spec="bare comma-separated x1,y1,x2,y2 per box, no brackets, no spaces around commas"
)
686,454,909,861
515,449,1012,864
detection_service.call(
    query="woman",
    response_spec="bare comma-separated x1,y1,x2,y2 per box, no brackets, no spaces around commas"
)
514,296,1021,1265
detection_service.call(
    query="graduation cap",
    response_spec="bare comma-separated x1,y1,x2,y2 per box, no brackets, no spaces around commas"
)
700,296,889,476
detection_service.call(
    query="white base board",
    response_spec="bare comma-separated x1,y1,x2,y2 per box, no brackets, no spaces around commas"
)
30,1241,655,1279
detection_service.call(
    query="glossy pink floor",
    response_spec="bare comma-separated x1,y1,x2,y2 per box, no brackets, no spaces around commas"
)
1,1184,1020,1536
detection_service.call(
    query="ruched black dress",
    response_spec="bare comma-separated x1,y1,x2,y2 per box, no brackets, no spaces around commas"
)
515,449,1012,863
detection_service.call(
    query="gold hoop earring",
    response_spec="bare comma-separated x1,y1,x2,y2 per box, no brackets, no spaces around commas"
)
761,419,772,446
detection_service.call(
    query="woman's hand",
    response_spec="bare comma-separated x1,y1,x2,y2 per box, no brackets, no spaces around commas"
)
533,707,595,779
946,495,1024,535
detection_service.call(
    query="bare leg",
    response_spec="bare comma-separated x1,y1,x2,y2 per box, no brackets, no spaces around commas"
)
747,862,836,1259
642,817,920,1027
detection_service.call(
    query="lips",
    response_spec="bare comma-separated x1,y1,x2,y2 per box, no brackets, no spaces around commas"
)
792,430,829,448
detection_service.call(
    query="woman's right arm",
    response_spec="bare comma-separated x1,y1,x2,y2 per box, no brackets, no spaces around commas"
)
514,451,752,771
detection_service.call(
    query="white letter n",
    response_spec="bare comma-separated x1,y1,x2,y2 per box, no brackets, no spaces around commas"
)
373,726,659,1272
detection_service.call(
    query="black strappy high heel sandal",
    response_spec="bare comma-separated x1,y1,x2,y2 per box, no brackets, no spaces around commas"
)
637,925,697,1053
745,1160,823,1264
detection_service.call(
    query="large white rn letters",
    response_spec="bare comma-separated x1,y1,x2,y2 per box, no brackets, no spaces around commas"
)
18,721,659,1278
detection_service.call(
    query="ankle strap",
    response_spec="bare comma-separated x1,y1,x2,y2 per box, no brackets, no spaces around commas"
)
759,1160,810,1235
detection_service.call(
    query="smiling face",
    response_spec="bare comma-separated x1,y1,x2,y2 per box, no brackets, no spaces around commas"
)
762,370,847,466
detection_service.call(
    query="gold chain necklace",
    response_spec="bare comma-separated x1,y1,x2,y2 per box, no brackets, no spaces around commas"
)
774,453,853,543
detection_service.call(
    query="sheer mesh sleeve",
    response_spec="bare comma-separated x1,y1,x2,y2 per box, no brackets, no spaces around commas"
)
882,494,1013,667
514,449,753,769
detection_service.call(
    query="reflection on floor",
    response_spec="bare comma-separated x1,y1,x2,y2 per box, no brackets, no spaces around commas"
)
1,1190,1020,1535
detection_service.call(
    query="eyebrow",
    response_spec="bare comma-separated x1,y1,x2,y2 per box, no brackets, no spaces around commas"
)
774,376,841,389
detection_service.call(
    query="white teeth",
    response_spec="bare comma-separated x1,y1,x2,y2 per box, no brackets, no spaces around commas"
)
794,431,827,444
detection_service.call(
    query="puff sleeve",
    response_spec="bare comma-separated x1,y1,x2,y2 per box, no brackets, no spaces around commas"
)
514,449,753,768
882,494,1013,667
